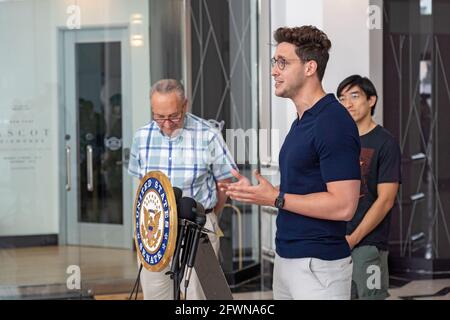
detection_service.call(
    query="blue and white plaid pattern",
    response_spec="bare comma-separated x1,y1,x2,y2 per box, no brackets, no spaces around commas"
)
128,113,237,209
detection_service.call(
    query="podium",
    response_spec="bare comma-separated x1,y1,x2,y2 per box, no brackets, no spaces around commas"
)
193,234,233,300
131,171,232,300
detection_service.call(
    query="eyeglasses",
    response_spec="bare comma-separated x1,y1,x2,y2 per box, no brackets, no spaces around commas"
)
271,57,300,70
152,112,184,124
338,93,362,104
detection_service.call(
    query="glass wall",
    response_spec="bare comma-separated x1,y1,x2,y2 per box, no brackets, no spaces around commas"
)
188,0,261,289
0,0,150,299
384,0,450,277
0,0,261,299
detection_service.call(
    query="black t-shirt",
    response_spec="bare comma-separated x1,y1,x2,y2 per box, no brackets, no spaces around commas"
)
347,125,402,250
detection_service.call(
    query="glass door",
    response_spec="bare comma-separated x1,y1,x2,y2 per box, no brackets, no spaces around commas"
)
63,28,132,248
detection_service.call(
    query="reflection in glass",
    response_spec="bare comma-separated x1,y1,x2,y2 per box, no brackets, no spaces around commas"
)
420,0,432,15
76,42,123,224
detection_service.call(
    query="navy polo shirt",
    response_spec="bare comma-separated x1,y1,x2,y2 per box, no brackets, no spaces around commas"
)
276,94,361,260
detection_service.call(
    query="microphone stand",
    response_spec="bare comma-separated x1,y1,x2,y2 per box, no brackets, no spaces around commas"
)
169,218,207,300
166,219,195,300
129,263,143,300
167,219,184,299
178,222,195,299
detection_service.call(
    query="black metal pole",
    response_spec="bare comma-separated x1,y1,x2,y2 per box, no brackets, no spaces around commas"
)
129,263,143,300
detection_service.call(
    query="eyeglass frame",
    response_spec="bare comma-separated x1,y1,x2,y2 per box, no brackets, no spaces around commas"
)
338,92,366,104
271,57,302,70
152,110,185,124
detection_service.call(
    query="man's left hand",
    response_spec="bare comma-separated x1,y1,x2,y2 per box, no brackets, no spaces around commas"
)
346,235,357,250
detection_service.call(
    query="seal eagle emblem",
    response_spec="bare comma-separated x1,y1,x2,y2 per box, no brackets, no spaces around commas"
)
134,171,177,271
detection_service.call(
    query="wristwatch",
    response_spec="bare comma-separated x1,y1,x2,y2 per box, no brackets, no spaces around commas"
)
274,191,285,209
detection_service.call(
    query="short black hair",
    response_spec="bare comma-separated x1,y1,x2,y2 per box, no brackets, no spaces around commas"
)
336,75,378,116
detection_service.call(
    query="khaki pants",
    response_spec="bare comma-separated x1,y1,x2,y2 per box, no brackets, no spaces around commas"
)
139,212,221,300
273,254,353,300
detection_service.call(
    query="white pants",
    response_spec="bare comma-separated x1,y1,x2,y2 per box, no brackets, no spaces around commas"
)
139,212,221,300
273,253,353,300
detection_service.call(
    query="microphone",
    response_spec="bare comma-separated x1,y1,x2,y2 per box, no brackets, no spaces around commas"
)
168,187,184,277
178,197,197,222
184,202,207,290
187,203,206,268
173,187,183,211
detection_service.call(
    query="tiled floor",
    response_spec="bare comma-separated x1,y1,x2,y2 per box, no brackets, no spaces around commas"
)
94,291,272,300
1,246,449,300
95,281,450,300
233,279,450,300
0,246,138,299
387,278,450,300
233,291,273,300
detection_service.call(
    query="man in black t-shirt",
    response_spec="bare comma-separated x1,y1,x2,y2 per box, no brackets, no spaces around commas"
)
337,75,401,300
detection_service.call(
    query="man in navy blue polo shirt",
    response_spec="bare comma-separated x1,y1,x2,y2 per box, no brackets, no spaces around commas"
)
219,26,361,299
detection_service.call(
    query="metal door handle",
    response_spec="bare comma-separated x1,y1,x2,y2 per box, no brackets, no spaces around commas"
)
123,147,130,167
87,145,94,192
66,146,71,191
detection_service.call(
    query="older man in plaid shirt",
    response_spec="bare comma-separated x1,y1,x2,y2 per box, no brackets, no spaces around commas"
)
128,79,236,300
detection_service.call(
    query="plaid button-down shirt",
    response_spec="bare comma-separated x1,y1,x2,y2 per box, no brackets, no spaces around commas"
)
128,113,237,209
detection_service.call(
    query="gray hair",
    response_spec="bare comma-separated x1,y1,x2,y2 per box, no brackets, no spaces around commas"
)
150,79,185,100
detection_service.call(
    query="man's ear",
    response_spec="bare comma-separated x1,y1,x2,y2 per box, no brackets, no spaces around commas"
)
368,95,377,108
306,60,318,77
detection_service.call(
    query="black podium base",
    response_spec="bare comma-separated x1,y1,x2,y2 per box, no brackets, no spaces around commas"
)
193,234,233,300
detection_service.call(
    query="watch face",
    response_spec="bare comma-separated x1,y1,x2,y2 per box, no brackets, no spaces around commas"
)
276,198,284,208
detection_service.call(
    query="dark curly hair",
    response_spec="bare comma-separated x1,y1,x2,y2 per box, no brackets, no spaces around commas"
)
274,26,332,81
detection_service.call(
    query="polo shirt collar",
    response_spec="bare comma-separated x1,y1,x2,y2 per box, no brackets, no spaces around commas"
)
304,93,336,116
